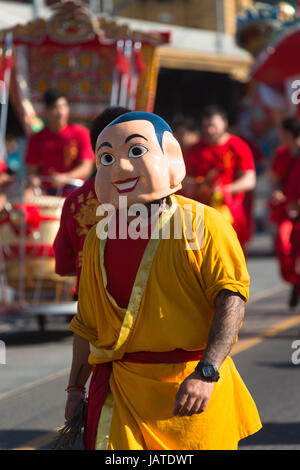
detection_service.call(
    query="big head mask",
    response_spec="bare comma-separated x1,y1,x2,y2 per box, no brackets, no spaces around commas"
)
94,111,186,209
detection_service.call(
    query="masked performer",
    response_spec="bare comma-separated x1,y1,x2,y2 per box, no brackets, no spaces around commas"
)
65,111,261,450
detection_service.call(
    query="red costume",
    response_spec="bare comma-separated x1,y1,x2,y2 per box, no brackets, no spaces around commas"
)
25,124,94,194
185,134,255,249
53,176,99,295
285,158,300,294
269,147,300,286
0,160,7,173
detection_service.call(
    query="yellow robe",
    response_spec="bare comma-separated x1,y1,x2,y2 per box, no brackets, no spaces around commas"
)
70,194,262,450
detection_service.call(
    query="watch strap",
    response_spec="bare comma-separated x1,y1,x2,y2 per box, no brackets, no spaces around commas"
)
194,362,220,382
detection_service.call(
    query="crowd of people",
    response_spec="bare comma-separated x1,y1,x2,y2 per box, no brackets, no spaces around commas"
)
1,90,300,309
174,108,300,309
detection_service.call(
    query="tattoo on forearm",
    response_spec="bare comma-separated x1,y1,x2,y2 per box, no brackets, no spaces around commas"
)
201,289,245,368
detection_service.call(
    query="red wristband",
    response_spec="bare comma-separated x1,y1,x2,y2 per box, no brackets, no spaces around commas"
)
65,385,86,393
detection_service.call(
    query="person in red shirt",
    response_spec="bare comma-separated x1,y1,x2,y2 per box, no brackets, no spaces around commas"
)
269,117,300,307
53,106,130,298
25,89,95,196
183,105,256,251
286,158,300,306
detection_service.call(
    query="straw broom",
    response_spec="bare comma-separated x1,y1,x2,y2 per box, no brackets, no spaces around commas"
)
52,398,87,450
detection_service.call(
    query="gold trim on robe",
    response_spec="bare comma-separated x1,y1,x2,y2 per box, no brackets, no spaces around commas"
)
89,195,178,360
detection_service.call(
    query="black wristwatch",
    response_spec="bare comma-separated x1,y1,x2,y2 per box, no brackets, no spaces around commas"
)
194,362,220,382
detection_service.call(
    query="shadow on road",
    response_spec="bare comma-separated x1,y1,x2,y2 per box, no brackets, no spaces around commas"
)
0,429,53,450
0,429,83,450
254,361,300,370
3,423,300,450
1,329,73,347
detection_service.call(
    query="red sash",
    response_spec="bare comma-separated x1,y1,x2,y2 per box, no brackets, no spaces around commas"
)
83,349,204,450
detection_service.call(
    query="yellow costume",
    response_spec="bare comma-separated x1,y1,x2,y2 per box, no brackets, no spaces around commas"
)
70,194,262,450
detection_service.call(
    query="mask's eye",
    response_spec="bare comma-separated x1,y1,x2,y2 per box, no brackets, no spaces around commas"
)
128,145,148,159
100,153,115,166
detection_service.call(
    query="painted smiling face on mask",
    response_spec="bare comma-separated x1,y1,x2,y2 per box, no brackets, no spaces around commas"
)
94,112,186,209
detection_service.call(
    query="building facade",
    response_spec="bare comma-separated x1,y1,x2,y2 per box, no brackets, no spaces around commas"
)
112,0,253,35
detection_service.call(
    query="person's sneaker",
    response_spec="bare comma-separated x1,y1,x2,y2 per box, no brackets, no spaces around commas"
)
289,284,299,308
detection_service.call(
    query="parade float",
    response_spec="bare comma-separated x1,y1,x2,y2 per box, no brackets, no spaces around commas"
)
235,1,299,159
250,5,300,119
0,0,169,323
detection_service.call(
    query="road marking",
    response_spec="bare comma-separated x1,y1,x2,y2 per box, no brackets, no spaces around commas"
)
0,368,69,401
12,430,59,450
232,314,300,356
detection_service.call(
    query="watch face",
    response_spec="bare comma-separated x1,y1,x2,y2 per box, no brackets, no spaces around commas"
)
202,365,216,378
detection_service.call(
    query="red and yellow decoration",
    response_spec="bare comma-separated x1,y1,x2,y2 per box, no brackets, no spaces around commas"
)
0,0,170,134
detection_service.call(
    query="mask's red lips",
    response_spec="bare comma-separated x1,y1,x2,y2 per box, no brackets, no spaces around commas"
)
112,177,139,193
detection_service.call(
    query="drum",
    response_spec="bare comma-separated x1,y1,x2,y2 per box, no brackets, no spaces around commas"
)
0,195,75,302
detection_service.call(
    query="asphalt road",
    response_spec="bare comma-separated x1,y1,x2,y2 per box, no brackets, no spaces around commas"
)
1,231,300,451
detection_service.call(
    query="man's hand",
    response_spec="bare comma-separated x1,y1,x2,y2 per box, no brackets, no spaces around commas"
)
271,189,286,205
65,335,92,421
0,193,7,212
28,174,42,188
0,173,14,185
287,200,300,220
173,371,214,417
65,390,85,421
51,172,70,188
